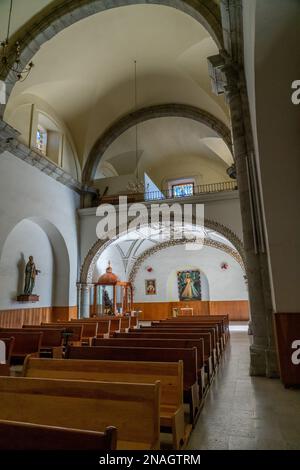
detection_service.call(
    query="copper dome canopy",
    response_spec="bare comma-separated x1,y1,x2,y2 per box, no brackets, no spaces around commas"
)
97,262,119,285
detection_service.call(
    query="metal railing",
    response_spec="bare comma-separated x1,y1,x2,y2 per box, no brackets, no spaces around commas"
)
145,180,237,201
98,180,237,205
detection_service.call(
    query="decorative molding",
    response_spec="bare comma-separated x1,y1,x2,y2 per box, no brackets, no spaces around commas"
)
128,237,245,286
83,103,233,182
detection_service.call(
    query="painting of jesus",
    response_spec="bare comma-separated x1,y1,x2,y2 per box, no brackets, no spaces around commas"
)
177,270,201,301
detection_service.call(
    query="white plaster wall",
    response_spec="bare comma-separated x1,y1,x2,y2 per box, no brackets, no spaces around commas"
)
133,245,247,302
0,219,54,309
0,151,80,308
78,191,243,267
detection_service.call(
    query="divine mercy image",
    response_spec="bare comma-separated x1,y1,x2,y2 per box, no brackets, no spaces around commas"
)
177,270,201,301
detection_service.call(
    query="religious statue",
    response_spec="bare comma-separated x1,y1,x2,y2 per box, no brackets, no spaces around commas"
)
23,256,40,295
103,288,113,315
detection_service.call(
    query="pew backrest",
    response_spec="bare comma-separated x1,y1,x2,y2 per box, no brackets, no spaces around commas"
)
41,323,83,342
21,328,64,347
115,331,212,357
92,337,204,368
23,357,183,409
0,332,42,357
0,420,117,450
0,376,160,449
66,345,197,390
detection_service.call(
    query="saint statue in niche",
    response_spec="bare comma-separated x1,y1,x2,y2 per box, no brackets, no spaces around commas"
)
23,256,40,295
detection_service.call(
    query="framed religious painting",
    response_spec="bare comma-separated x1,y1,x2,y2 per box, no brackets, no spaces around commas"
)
177,270,201,301
145,279,156,295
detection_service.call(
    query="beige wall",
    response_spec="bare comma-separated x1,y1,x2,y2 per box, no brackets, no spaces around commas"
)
4,95,80,180
244,0,300,312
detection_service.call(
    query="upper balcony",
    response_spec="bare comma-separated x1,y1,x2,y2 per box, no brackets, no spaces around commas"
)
92,180,238,206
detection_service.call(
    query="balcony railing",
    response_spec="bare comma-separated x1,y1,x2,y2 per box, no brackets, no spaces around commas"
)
97,180,238,206
145,180,238,201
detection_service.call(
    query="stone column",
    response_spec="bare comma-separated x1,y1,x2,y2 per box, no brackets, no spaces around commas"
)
77,283,91,319
76,283,81,319
224,64,278,377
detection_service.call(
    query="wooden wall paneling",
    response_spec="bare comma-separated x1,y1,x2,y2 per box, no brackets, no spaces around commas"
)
209,301,249,320
52,306,78,322
0,306,78,328
133,301,249,321
274,313,300,387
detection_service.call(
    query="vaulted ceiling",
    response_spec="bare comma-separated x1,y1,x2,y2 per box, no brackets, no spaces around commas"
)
2,1,229,177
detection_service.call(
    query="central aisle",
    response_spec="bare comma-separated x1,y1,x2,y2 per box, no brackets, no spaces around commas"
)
188,328,300,450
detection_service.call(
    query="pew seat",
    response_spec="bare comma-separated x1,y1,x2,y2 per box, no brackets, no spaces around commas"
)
23,356,189,449
66,345,200,425
0,376,160,450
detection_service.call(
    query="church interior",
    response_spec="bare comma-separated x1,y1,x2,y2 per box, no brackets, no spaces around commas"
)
0,0,299,453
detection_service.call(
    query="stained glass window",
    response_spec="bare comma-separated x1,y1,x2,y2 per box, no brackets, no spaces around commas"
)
172,182,194,198
36,125,47,155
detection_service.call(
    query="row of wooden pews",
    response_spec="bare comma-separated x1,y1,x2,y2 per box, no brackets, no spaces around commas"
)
0,313,229,450
0,316,139,365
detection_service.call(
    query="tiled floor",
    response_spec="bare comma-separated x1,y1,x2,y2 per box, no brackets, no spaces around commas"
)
188,328,300,450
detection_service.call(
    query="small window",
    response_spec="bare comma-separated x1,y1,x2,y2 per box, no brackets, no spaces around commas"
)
36,125,47,155
172,182,194,198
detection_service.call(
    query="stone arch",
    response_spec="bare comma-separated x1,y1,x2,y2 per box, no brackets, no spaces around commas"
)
83,103,233,182
0,216,70,306
128,237,245,286
1,0,222,106
80,217,244,284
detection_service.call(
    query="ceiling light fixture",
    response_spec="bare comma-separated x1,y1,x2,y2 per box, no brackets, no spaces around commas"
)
127,60,144,193
0,0,34,83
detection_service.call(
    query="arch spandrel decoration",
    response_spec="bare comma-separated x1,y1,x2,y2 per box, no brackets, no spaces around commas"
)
80,218,245,284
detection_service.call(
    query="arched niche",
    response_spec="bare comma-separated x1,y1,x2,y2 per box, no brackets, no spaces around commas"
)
0,217,70,308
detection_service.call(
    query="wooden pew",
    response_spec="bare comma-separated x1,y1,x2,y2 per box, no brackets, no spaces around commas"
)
22,327,64,357
151,322,222,357
0,420,117,450
130,316,139,329
0,337,15,376
0,376,160,450
108,318,121,336
120,317,130,332
165,315,230,342
77,323,98,344
23,356,188,449
71,319,110,337
159,321,224,354
92,337,206,398
0,331,42,364
142,326,219,365
67,345,199,424
41,323,83,345
115,331,214,382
